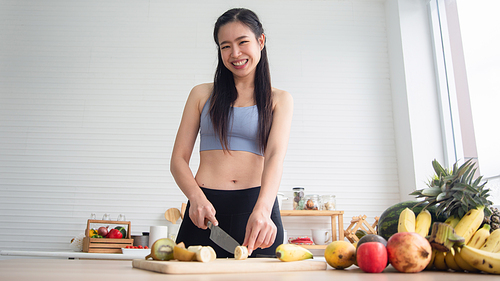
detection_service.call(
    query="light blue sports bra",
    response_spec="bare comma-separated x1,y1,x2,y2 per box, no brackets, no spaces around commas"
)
200,98,263,156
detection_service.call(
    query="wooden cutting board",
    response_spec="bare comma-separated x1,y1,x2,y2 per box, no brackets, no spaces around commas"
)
132,258,327,274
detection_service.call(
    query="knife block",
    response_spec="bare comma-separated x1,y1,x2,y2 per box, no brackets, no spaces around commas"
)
83,219,133,253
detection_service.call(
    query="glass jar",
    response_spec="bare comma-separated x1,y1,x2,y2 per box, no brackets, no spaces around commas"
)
292,187,305,210
304,194,320,210
321,195,336,210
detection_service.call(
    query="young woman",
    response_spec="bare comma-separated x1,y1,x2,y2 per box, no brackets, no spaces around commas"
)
170,8,293,258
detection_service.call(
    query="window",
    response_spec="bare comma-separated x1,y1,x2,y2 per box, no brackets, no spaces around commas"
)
456,1,500,179
429,0,499,204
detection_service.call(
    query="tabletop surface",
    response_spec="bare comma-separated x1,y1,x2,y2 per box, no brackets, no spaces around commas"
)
1,258,498,281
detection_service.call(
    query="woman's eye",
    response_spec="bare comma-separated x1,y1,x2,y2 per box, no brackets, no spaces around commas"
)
221,45,229,50
240,41,249,45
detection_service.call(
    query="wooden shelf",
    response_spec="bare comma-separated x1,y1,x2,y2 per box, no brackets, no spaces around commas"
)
280,210,344,243
280,210,343,216
299,244,327,250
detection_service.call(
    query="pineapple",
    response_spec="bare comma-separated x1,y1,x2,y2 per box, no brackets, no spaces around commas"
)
484,207,500,232
410,159,493,219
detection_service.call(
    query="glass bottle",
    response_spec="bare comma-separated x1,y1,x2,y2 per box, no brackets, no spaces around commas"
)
321,195,336,210
292,187,305,210
304,194,320,210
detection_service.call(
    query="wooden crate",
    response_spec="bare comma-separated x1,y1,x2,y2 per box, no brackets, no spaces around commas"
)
83,219,133,253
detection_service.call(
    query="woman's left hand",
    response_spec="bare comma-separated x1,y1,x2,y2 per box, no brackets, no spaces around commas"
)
242,210,277,256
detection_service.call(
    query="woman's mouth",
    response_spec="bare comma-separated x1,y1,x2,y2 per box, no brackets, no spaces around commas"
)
232,59,248,67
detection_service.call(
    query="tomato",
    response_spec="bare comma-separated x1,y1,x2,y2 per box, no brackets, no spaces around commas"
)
137,245,143,249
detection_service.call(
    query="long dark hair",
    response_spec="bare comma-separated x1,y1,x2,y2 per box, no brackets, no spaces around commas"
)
211,8,273,154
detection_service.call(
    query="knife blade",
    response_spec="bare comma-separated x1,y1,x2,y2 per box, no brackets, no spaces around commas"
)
207,221,240,254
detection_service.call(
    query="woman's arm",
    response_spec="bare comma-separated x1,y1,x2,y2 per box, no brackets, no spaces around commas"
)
243,89,294,254
170,84,218,229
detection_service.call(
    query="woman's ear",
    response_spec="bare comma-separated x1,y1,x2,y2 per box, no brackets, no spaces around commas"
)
259,34,265,50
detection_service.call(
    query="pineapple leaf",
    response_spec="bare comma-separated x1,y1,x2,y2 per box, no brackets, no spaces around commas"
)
461,204,469,214
436,192,448,202
451,183,478,194
409,189,424,196
421,187,442,197
432,159,447,177
458,208,465,218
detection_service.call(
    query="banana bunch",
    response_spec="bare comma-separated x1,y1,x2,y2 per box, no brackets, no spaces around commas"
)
426,208,479,271
398,208,432,237
459,229,500,274
426,207,500,274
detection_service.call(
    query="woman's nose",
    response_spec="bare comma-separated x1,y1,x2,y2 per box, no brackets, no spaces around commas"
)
231,46,241,58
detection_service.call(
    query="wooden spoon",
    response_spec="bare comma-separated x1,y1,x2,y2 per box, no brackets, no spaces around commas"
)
164,208,181,224
180,203,187,220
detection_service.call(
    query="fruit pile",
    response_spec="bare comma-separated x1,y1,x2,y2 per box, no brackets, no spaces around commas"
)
89,226,127,239
282,159,499,275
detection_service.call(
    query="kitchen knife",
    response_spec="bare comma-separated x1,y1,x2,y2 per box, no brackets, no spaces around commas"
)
207,221,240,254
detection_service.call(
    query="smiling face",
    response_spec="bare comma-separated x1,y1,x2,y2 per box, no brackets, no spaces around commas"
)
217,21,265,81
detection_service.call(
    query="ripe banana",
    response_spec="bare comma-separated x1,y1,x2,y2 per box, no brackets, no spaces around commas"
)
468,224,491,249
275,244,313,262
481,229,500,252
444,247,462,271
433,251,448,271
426,249,437,270
453,225,490,272
454,206,485,244
398,207,416,233
460,245,500,274
415,210,432,237
454,246,479,272
444,215,460,228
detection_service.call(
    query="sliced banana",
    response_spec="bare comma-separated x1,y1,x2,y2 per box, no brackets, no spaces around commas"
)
206,246,217,261
234,246,249,260
187,245,212,262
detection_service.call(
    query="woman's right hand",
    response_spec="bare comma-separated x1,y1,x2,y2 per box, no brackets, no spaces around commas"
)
189,197,218,229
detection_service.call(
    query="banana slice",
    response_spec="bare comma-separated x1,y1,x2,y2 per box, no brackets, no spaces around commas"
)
234,246,249,260
206,246,217,261
187,245,212,262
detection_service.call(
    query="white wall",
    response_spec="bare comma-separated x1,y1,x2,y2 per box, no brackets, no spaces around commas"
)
0,0,444,257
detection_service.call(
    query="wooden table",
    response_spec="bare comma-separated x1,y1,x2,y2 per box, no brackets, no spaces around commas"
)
1,258,498,281
280,210,344,249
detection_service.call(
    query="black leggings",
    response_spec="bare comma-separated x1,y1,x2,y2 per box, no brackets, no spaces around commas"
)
176,186,284,258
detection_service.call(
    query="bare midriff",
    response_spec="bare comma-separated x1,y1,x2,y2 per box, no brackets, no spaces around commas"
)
195,150,264,190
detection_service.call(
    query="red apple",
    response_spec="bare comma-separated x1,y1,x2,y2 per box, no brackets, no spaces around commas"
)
356,242,388,273
387,232,432,273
